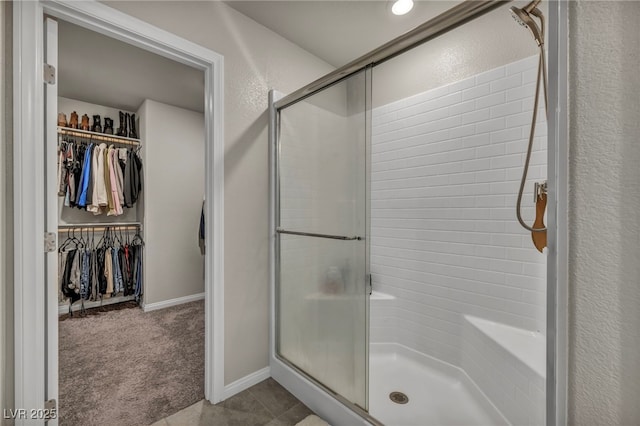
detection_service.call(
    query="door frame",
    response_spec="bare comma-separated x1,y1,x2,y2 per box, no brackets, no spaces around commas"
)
547,1,569,425
13,0,225,421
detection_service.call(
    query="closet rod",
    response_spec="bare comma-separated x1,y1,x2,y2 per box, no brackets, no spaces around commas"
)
58,222,141,228
58,225,141,233
57,127,141,146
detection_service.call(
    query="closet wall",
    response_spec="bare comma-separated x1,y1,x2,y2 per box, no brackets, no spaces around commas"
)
138,99,205,305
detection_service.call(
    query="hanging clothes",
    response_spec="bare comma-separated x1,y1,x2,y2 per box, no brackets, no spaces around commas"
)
89,143,108,214
58,250,69,303
104,247,114,298
77,143,93,207
57,134,143,216
124,148,143,207
199,199,205,255
79,248,90,300
58,226,144,314
63,143,75,207
57,145,67,196
112,246,124,294
72,143,86,207
59,246,82,314
96,245,107,296
110,147,124,216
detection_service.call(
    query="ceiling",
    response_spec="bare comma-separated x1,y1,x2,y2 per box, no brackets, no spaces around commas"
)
224,0,460,68
57,1,512,112
58,20,205,113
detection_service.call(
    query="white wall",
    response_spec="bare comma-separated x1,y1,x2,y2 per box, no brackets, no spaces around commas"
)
568,2,640,424
370,56,547,364
102,0,335,385
138,99,205,305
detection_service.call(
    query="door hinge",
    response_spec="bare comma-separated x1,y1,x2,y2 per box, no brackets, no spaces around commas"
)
45,232,57,252
43,63,56,84
44,399,57,422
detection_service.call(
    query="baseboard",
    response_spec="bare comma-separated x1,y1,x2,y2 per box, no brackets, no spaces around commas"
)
142,292,205,313
223,366,271,400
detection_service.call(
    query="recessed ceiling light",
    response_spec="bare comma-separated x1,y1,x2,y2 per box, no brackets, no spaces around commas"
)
392,0,414,16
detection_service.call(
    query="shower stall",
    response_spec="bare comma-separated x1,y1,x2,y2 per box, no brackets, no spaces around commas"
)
270,1,556,425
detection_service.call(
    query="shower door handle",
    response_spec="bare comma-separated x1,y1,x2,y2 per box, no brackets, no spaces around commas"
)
276,228,362,241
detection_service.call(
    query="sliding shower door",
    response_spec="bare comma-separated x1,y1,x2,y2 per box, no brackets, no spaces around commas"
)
276,70,370,410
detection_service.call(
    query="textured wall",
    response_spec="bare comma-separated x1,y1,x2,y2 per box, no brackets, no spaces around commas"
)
568,2,640,425
370,56,547,365
102,1,334,385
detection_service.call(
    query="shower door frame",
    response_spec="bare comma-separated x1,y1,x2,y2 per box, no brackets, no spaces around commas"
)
269,1,569,425
269,72,377,425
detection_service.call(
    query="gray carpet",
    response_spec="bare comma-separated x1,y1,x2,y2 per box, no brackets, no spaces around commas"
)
59,300,204,426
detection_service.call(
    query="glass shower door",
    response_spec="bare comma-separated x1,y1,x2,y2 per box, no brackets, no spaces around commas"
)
276,70,369,410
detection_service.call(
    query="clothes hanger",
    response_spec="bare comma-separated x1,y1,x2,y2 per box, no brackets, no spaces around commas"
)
105,227,111,249
96,226,107,249
58,229,74,252
115,226,123,248
66,227,78,249
131,228,145,246
78,227,87,249
77,227,85,249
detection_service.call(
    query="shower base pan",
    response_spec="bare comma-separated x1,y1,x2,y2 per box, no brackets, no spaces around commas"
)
369,343,509,426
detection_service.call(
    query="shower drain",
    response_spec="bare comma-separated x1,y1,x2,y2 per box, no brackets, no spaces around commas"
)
389,391,409,404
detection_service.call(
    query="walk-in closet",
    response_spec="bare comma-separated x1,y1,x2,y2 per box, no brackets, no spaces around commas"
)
51,18,207,426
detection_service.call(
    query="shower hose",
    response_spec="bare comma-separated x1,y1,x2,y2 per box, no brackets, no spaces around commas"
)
516,43,548,233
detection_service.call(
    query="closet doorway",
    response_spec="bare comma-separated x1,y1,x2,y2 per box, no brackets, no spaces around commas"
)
52,17,208,425
13,2,225,424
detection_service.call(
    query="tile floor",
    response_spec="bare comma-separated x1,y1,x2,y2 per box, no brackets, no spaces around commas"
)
152,378,314,426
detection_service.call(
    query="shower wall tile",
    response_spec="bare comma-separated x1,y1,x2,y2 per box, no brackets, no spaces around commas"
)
370,54,547,365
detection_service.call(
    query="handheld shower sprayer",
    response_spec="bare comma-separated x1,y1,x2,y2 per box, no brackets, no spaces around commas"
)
509,0,544,46
510,0,548,236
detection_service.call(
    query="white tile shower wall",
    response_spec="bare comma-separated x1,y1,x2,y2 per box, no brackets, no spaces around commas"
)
370,55,547,366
